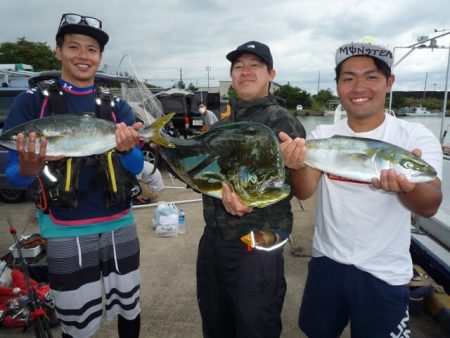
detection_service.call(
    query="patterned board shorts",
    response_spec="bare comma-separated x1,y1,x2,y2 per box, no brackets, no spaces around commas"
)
46,224,140,338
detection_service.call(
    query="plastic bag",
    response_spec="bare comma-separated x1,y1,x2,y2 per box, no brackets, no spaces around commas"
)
153,202,179,237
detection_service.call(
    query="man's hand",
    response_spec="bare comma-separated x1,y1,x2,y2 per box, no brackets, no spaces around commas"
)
17,132,49,177
371,149,421,194
278,131,307,170
371,169,416,193
115,122,142,153
221,182,253,217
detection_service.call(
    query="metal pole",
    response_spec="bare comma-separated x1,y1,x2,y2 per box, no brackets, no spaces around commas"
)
388,48,397,113
206,66,210,93
440,41,450,143
422,72,428,105
317,70,321,94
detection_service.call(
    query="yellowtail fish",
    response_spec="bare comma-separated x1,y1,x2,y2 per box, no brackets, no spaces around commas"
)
305,135,437,183
0,113,175,157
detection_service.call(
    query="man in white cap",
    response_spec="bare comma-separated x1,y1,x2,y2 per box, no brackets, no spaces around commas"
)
279,37,443,337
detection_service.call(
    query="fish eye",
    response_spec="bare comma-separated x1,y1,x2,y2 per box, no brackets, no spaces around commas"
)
404,161,415,169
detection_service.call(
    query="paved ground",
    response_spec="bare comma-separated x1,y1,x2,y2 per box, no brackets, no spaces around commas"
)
0,171,447,337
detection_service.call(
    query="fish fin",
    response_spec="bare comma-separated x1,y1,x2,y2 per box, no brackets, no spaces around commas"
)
198,171,226,183
143,113,176,148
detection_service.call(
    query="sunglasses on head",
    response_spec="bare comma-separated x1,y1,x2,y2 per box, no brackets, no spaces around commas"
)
59,13,102,29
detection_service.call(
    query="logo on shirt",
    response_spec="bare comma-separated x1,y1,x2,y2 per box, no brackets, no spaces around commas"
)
62,83,73,90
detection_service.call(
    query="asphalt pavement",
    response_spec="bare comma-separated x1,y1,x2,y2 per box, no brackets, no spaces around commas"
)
0,171,447,338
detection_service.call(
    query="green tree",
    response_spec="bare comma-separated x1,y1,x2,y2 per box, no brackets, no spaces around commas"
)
312,89,337,111
0,37,59,71
274,83,311,109
187,82,199,92
172,80,185,89
222,85,237,100
390,94,406,110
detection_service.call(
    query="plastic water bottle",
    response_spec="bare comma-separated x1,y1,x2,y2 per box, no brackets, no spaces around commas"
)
178,208,186,234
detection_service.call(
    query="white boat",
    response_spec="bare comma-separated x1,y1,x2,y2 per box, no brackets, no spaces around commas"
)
405,106,440,116
410,123,450,333
324,104,347,123
412,153,450,288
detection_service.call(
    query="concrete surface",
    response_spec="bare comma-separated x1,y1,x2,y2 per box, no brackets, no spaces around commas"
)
0,171,447,337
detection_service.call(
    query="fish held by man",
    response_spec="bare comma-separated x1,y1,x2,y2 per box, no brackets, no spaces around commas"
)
0,113,175,157
153,121,291,208
0,114,290,208
305,135,437,183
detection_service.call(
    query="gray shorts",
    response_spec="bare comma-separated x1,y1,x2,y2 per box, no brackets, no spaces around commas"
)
46,224,140,338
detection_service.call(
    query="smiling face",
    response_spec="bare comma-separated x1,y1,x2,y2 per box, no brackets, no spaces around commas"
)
230,53,276,102
56,33,102,87
337,56,395,131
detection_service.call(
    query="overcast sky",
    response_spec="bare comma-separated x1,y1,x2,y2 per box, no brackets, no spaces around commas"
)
2,0,450,94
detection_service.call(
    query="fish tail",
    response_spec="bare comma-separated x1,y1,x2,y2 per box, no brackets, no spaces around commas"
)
141,113,176,148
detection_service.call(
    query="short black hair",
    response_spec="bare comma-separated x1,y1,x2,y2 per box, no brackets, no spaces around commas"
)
229,55,273,75
335,56,391,82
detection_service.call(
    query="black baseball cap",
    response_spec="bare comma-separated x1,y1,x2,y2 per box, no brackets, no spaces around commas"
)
226,41,273,68
56,13,109,51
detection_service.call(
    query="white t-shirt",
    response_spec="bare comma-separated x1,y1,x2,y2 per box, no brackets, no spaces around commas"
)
310,114,443,285
202,110,219,127
136,161,164,192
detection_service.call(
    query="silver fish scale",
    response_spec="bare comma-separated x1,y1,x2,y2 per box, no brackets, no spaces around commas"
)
305,136,436,183
0,114,118,157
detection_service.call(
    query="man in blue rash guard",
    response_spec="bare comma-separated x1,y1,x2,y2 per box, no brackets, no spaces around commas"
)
4,13,143,338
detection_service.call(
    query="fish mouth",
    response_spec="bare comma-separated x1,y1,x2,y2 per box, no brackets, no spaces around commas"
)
409,171,436,183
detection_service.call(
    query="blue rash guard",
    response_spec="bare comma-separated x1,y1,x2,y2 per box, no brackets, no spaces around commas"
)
4,79,144,238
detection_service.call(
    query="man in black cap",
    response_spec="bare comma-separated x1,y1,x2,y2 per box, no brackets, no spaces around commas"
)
196,41,306,337
4,13,143,338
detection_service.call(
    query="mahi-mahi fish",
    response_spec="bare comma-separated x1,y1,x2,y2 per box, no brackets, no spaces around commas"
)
305,135,437,183
0,113,174,157
149,122,291,208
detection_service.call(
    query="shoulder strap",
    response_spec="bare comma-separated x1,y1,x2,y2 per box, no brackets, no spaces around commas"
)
37,79,66,115
37,81,116,120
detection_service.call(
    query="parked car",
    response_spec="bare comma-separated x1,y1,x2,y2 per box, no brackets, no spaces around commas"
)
0,86,29,129
296,104,303,111
156,89,203,137
0,145,29,203
0,80,30,202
